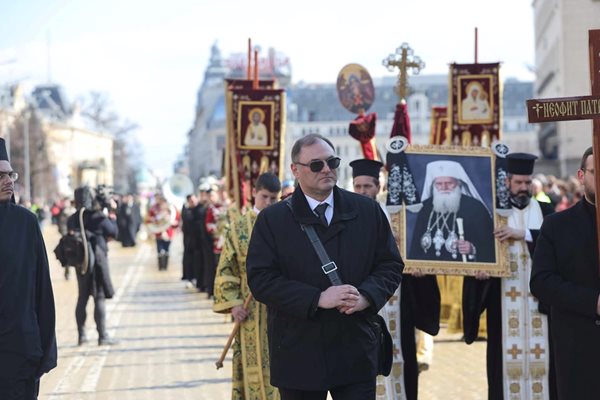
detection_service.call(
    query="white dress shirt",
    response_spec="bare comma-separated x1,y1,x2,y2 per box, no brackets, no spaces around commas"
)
304,191,334,225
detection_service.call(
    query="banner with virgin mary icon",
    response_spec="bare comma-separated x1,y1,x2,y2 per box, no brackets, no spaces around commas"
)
448,63,502,147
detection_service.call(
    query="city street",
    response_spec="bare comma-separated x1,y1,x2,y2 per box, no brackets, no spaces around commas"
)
39,226,486,400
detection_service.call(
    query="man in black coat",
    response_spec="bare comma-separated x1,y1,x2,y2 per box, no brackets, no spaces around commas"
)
531,146,599,400
67,186,118,346
247,134,403,400
0,138,57,399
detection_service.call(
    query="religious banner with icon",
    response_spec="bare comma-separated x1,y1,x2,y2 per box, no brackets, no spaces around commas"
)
336,63,379,160
429,106,449,145
387,142,509,277
225,87,285,208
449,63,502,147
224,79,277,204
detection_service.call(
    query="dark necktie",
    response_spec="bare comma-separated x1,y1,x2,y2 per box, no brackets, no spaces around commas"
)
314,203,329,226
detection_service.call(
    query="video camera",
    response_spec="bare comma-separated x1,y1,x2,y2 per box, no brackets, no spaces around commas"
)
74,185,115,212
95,184,115,211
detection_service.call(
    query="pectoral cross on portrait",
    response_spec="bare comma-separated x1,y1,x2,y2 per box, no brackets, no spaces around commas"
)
527,29,600,264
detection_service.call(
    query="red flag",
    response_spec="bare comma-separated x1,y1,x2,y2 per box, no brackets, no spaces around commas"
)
348,112,378,160
389,101,412,144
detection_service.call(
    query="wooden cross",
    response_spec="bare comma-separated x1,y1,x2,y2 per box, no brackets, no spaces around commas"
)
505,286,522,302
530,344,545,360
382,43,425,101
507,344,523,360
527,30,600,265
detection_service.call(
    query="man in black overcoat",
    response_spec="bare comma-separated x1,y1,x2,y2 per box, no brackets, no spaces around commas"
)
247,134,403,400
0,138,57,399
531,146,600,400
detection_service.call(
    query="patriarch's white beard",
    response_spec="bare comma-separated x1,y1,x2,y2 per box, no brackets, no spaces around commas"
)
432,186,461,213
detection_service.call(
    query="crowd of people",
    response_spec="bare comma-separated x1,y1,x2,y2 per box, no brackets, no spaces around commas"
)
2,129,599,400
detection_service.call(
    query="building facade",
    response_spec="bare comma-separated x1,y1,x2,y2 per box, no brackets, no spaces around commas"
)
186,43,291,186
0,84,114,203
188,45,536,188
285,75,537,189
532,0,600,175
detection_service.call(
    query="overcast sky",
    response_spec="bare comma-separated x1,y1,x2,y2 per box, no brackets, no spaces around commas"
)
0,0,535,177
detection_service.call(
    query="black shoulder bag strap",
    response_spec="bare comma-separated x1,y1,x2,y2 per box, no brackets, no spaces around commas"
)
284,196,393,376
285,197,342,286
79,207,90,275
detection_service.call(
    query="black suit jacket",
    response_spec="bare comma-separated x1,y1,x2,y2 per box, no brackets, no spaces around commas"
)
247,186,403,390
530,200,600,399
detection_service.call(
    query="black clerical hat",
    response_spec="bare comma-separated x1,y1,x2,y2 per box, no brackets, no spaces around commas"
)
349,159,384,179
506,152,537,175
0,138,8,161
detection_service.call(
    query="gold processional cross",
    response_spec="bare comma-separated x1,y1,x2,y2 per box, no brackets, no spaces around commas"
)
382,43,425,101
527,29,600,266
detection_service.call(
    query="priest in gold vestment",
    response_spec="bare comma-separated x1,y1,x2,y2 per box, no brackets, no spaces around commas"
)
213,173,282,400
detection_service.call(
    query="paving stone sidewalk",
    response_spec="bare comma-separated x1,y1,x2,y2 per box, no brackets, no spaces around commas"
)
40,228,233,399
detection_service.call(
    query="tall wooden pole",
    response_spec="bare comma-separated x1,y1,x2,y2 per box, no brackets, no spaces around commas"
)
253,49,259,89
247,38,252,80
589,30,600,268
475,27,478,64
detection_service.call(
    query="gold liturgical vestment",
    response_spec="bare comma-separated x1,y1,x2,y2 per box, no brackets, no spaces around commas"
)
213,211,279,400
501,199,549,399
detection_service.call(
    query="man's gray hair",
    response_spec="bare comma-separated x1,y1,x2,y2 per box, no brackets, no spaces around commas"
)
291,133,335,163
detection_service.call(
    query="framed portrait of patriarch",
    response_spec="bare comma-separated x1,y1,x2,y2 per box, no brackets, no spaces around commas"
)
386,139,510,277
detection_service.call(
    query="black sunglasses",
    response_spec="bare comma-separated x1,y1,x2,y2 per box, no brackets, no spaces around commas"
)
296,156,341,173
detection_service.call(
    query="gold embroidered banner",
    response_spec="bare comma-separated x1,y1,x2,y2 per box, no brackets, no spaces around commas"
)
449,63,502,147
225,84,285,208
429,106,449,145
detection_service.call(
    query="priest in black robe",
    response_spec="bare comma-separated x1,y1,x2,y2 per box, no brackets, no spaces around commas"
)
181,194,198,282
0,138,57,399
463,153,556,400
116,194,141,247
531,146,597,400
